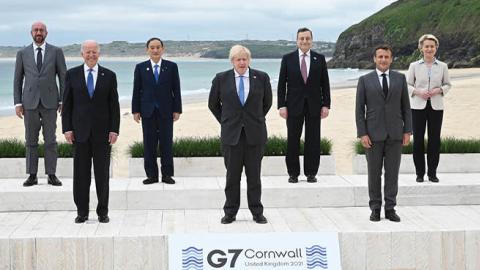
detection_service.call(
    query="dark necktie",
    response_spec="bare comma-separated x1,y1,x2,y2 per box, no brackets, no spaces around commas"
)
381,73,388,97
300,53,307,83
36,47,42,72
238,75,245,106
87,69,94,98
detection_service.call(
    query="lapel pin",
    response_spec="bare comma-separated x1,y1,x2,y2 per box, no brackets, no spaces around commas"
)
253,75,257,79
146,67,150,71
313,56,317,60
101,73,104,76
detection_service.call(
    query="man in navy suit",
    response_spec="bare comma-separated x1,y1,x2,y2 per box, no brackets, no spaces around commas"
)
278,27,331,183
132,38,182,185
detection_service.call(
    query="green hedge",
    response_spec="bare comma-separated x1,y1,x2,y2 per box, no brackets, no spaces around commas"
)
0,138,75,158
129,136,332,158
354,137,480,154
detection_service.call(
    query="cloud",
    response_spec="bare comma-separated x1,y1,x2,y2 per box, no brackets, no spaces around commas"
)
0,0,397,45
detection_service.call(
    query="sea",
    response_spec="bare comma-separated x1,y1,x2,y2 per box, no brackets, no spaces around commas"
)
0,58,368,115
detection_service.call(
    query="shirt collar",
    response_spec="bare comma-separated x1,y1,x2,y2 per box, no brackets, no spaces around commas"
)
418,58,438,65
376,69,390,77
84,64,99,73
150,59,162,68
298,49,311,57
234,68,249,78
33,42,46,51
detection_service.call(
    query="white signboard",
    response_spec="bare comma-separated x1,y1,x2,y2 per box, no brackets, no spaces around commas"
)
169,232,341,269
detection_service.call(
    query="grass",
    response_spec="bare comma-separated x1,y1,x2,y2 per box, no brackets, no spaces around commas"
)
354,137,480,154
0,138,75,158
128,136,332,157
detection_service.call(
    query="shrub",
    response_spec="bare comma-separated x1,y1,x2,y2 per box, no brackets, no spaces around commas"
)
353,137,480,154
129,136,332,157
0,138,75,158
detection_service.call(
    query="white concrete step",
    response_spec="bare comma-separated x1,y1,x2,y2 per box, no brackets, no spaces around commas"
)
1,205,480,270
1,173,479,212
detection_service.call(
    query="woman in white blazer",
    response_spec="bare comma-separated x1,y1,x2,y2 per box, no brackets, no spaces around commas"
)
407,34,451,183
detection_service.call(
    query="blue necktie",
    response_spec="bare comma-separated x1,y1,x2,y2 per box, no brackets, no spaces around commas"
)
154,64,159,83
238,75,245,106
87,69,94,98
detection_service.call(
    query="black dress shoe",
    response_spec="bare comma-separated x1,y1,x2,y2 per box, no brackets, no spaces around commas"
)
370,209,380,222
98,215,110,223
253,214,268,224
428,176,439,183
288,176,298,183
385,209,401,222
75,215,88,223
48,175,62,186
143,177,159,185
416,176,424,183
221,215,236,224
162,176,176,184
306,175,317,183
23,175,38,187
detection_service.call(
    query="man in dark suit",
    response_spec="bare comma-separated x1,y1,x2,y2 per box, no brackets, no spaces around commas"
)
132,37,182,185
355,44,412,222
209,45,272,224
13,21,66,187
62,40,120,223
277,27,331,183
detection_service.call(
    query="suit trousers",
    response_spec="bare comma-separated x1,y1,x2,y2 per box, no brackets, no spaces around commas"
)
222,130,264,217
286,100,321,177
412,100,443,177
365,138,402,211
24,103,57,175
73,138,111,217
141,108,174,178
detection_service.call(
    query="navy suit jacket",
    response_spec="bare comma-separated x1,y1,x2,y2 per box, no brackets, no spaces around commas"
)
131,59,182,118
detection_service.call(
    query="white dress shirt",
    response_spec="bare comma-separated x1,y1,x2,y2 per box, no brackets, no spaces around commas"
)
234,68,250,103
376,69,390,89
33,42,46,65
84,64,99,89
298,49,311,77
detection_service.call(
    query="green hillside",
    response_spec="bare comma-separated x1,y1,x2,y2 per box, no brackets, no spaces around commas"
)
329,0,480,68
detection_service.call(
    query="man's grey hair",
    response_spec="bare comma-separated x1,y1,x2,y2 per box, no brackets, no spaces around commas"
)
81,40,100,52
229,45,251,61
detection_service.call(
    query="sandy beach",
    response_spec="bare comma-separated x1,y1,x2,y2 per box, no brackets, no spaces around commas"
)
1,68,479,178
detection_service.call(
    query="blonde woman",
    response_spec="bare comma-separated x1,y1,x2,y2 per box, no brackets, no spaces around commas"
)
407,34,451,183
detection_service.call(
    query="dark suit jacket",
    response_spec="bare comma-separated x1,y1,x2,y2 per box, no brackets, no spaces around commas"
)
355,70,412,141
131,59,182,118
62,65,120,143
13,43,67,110
277,50,330,116
208,68,272,146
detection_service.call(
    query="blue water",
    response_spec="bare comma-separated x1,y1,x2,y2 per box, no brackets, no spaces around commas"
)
0,58,368,115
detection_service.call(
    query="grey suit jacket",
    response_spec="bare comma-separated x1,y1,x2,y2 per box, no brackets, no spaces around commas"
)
208,68,272,146
13,43,67,110
356,70,412,141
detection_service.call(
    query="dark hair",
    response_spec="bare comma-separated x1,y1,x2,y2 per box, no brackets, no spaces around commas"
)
373,44,394,57
146,37,163,48
297,27,313,39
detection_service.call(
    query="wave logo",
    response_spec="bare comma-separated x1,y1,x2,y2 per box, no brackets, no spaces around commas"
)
305,245,328,269
182,246,203,270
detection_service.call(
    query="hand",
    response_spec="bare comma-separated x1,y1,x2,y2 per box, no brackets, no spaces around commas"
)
414,89,431,100
360,135,372,149
173,112,181,122
15,105,24,119
402,133,411,146
321,107,329,119
429,87,442,97
109,132,118,144
64,131,75,144
57,104,62,113
133,113,141,123
279,108,288,119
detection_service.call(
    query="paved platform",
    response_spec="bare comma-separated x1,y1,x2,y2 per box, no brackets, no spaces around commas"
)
1,173,479,211
1,205,480,270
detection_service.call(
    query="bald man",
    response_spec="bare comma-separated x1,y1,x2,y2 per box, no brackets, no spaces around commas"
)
14,21,66,187
62,40,120,223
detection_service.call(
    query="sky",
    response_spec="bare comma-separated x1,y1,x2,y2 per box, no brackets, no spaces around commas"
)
0,0,396,46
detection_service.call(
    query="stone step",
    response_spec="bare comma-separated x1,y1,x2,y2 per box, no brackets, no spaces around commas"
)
1,173,479,212
1,205,480,270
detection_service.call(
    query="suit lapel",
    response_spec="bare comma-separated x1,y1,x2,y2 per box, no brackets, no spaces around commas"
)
227,69,242,107
40,43,50,74
307,52,319,83
78,65,90,98
26,44,39,75
93,65,105,99
369,71,385,99
291,52,303,84
386,71,396,101
244,69,255,106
